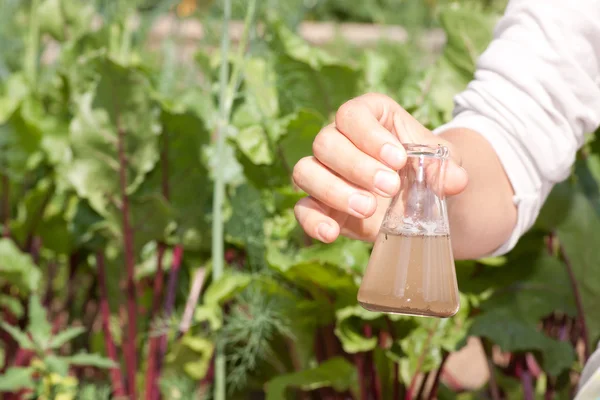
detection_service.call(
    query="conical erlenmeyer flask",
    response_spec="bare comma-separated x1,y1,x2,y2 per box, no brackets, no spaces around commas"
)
357,143,460,318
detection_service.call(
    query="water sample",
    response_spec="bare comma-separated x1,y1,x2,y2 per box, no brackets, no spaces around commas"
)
357,144,460,318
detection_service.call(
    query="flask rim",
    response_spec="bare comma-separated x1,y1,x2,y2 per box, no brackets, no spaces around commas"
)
402,143,449,160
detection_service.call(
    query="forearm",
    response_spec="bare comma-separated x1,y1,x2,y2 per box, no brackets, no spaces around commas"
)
438,127,517,260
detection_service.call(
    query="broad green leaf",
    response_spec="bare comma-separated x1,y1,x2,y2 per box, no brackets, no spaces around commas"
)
0,238,41,292
203,272,253,306
225,184,267,271
0,73,29,122
10,178,56,248
164,334,214,381
67,55,160,214
232,125,273,165
470,310,575,376
552,185,600,347
138,108,212,251
334,305,382,353
194,304,223,331
0,367,34,392
439,7,495,77
65,352,117,369
27,294,52,348
400,57,469,129
0,98,43,180
38,0,66,41
279,108,325,168
0,294,24,318
243,57,279,119
48,326,86,349
0,322,35,350
44,354,70,376
265,357,357,400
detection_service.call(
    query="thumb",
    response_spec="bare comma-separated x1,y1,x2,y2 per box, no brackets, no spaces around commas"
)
392,113,468,197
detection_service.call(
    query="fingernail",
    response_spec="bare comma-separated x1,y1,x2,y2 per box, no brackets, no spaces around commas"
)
318,223,333,242
374,170,400,196
380,143,405,169
349,193,374,216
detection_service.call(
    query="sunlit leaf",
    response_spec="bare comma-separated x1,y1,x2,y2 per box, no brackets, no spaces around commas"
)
0,238,41,292
0,367,34,392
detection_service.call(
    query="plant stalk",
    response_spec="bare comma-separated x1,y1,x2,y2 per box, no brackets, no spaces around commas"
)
559,241,590,360
117,119,138,398
481,338,501,400
427,352,449,400
25,0,40,86
97,252,126,397
145,244,166,400
212,0,232,398
1,173,9,238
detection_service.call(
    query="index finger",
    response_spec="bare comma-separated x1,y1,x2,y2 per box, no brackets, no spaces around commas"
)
335,94,407,170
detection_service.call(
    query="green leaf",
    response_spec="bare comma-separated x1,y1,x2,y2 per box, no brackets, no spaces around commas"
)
0,322,35,350
65,352,117,369
0,238,41,292
0,294,25,318
265,357,357,400
0,367,34,392
67,55,160,214
27,294,52,348
203,272,253,306
279,108,325,168
38,0,66,41
552,184,600,347
232,125,273,165
243,57,279,119
48,326,86,349
44,354,70,376
225,184,267,271
194,304,223,331
0,73,29,123
268,17,360,117
164,334,214,381
439,7,495,77
334,305,382,353
470,310,575,376
0,98,43,180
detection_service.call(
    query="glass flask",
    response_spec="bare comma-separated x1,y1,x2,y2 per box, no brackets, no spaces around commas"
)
357,143,460,318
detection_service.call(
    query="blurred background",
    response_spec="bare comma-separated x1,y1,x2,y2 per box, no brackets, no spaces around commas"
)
2,0,598,399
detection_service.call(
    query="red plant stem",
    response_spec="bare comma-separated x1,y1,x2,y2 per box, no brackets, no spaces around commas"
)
97,252,127,397
355,352,369,400
156,246,183,373
363,325,381,400
1,173,9,238
516,356,534,400
384,318,400,400
481,338,501,400
559,241,590,360
427,352,449,400
145,244,166,400
416,371,430,400
117,121,138,399
43,261,57,308
405,322,437,400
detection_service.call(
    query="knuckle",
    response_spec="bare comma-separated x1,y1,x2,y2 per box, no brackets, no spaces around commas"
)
312,128,335,159
292,156,312,188
335,99,358,128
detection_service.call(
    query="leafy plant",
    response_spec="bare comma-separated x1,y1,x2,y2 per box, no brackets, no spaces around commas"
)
0,0,596,399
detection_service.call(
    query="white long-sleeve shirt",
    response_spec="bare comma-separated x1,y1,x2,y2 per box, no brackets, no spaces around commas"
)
435,0,600,396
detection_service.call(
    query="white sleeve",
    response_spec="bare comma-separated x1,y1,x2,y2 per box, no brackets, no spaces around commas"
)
434,0,600,256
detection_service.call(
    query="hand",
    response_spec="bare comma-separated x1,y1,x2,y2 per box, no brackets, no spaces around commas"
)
292,93,469,243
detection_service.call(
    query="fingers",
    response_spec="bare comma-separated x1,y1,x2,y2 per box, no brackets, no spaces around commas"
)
312,125,400,198
292,156,377,219
294,196,341,243
335,97,407,170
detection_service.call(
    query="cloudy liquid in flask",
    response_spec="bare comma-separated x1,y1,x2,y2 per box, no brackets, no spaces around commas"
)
357,230,459,317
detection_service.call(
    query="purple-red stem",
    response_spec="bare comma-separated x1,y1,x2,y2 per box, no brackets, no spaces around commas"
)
559,241,590,360
355,352,369,400
481,338,501,400
145,244,166,400
97,252,127,397
116,120,138,399
156,246,184,372
517,356,534,400
1,173,9,238
405,323,437,400
363,325,381,400
384,318,400,400
427,352,449,400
